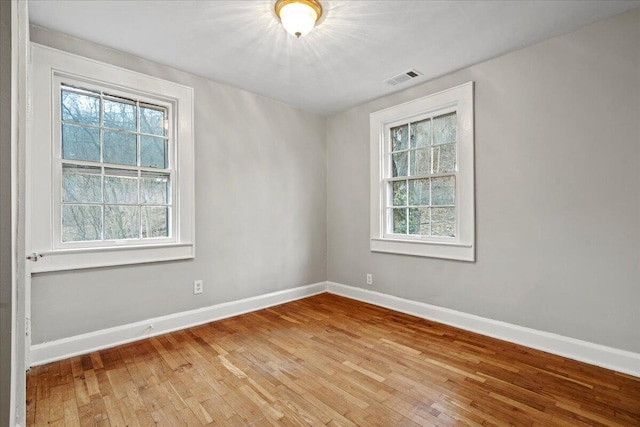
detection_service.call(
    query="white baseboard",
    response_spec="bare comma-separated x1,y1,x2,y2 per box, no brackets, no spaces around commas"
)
30,280,640,378
327,282,640,377
30,282,327,366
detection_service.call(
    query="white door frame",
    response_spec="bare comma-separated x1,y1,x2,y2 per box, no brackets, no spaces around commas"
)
11,0,30,425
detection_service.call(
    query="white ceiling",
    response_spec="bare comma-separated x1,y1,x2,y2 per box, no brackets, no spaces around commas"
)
29,0,639,115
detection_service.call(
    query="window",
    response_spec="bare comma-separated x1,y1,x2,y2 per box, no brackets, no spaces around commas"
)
30,44,194,272
57,83,173,245
370,82,475,261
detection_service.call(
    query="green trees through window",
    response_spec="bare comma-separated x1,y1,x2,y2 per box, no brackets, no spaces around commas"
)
388,112,457,237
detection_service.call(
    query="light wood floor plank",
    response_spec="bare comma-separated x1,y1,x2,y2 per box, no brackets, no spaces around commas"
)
26,293,640,426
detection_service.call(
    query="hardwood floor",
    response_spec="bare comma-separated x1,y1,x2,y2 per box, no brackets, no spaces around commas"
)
27,293,640,426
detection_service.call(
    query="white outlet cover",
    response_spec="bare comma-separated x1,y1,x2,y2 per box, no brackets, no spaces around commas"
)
193,280,203,294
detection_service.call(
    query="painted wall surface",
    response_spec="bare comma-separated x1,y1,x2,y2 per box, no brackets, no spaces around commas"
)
30,27,327,343
327,9,640,353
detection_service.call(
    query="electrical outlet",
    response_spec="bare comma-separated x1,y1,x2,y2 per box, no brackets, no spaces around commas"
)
366,274,373,285
193,280,203,294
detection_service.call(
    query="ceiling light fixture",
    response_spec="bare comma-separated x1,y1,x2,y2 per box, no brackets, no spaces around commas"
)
275,0,323,38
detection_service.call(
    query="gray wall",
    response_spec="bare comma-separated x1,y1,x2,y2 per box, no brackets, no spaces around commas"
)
327,9,640,353
30,27,327,344
1,1,13,424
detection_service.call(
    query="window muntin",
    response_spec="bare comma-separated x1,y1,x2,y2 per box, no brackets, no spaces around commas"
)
384,109,458,240
55,81,174,247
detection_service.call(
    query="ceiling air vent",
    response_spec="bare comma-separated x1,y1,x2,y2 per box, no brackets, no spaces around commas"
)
384,69,423,86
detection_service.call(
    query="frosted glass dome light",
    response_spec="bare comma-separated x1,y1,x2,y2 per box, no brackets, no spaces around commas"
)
275,0,323,38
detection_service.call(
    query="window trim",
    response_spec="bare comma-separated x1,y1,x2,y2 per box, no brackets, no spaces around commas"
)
370,82,475,261
29,43,195,272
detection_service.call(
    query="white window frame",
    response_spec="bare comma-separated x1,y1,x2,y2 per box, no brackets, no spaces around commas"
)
370,82,475,261
29,44,195,272
53,78,176,249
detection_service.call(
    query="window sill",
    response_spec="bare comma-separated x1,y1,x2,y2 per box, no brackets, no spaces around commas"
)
371,238,474,261
29,242,194,273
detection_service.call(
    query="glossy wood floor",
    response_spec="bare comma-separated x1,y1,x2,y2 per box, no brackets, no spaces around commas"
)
27,293,640,426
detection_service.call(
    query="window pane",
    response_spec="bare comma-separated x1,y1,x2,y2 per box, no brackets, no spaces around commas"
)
62,124,100,162
410,119,430,148
62,165,101,203
392,208,407,234
432,143,456,173
104,205,139,240
392,152,408,177
140,106,165,136
141,206,169,238
104,169,138,204
140,136,167,168
409,179,430,206
409,148,430,176
391,180,406,207
409,207,430,235
431,176,455,205
62,205,102,242
432,207,456,237
104,131,137,166
433,112,456,145
104,99,136,131
391,124,408,151
141,172,169,205
61,90,100,126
